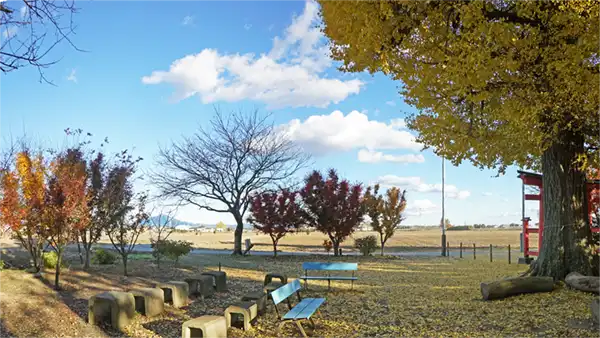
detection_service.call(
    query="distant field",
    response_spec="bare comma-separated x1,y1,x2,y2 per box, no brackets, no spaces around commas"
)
94,228,533,253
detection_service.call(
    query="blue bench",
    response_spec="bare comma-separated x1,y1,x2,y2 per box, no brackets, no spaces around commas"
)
271,279,325,338
300,262,358,290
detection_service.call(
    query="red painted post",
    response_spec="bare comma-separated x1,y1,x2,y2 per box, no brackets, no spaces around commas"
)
523,217,530,256
539,186,544,253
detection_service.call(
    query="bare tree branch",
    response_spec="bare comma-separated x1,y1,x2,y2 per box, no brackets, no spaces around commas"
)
151,108,311,255
0,0,85,84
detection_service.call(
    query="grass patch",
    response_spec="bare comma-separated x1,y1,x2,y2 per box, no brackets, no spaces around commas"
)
0,253,596,338
128,253,153,261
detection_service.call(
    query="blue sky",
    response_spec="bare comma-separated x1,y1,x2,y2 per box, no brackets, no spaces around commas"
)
1,1,538,226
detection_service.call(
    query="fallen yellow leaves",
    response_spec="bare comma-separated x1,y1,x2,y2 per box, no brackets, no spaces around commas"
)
0,254,597,337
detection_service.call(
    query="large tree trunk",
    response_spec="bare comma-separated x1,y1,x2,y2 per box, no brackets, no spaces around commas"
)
84,244,91,270
480,277,554,301
534,132,598,279
232,214,244,255
272,239,278,258
122,255,128,276
332,239,340,257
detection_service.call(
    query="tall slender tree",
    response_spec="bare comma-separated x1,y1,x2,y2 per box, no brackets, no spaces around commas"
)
365,184,407,256
248,189,303,257
44,148,89,289
300,169,366,256
0,149,47,272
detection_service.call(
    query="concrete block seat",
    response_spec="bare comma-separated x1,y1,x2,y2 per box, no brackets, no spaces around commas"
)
88,291,135,332
264,272,288,295
225,301,258,331
241,291,268,315
156,281,189,308
182,315,227,338
201,271,227,292
185,275,215,298
130,287,164,317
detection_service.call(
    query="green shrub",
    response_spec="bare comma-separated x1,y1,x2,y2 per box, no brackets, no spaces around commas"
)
447,225,472,231
93,248,117,265
152,239,193,264
354,235,379,256
42,251,63,269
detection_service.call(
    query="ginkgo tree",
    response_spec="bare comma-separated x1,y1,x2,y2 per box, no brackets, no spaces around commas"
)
319,1,599,278
364,184,407,256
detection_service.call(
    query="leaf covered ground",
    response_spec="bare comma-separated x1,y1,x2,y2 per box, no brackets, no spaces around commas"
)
0,253,597,338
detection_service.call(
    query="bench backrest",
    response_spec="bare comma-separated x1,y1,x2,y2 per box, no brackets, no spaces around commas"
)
302,262,358,271
271,279,301,305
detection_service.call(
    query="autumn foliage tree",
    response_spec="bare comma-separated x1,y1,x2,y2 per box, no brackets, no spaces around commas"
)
300,169,365,256
44,148,89,289
319,1,599,278
0,148,47,272
248,190,303,257
364,184,407,256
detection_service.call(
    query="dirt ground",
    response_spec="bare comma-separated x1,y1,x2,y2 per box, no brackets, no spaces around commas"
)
0,251,596,338
98,228,531,253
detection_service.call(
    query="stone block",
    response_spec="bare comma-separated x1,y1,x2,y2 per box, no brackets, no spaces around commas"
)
156,281,189,308
225,301,257,331
264,272,287,286
241,291,267,315
185,276,215,298
182,315,227,338
88,291,135,332
130,287,164,317
201,271,228,292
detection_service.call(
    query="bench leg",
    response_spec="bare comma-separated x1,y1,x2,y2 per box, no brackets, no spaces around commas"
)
295,321,309,338
309,318,316,329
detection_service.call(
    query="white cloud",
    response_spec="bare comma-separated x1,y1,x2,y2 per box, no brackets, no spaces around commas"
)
66,69,77,83
244,23,252,30
386,100,396,106
142,0,363,109
405,199,438,216
375,175,471,200
358,149,425,164
390,118,407,129
182,15,194,26
2,26,17,39
482,192,493,196
280,110,422,155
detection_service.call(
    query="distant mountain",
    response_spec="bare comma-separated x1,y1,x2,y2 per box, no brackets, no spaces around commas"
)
146,214,252,229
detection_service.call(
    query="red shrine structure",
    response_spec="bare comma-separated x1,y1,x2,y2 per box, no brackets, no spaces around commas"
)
518,170,600,262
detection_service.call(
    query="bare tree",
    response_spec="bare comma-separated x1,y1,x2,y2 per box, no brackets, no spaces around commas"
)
152,109,310,255
1,0,83,83
148,204,178,268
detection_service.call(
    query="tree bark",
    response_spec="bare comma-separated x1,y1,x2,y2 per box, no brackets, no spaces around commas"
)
272,239,278,258
232,214,244,255
565,272,600,294
533,131,598,279
122,255,128,276
54,250,62,290
480,277,554,300
332,239,340,257
83,242,92,270
381,237,385,256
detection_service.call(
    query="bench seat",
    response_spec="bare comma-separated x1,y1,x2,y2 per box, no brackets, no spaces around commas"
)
282,298,325,320
299,276,358,281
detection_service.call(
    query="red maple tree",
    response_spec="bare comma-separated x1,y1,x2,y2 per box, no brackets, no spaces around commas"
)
248,189,303,257
300,169,366,256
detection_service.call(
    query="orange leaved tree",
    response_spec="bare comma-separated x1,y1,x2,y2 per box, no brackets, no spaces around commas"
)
44,147,89,289
0,149,47,272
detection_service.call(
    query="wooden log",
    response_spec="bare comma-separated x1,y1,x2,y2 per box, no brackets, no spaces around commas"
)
565,272,600,294
480,276,554,301
591,298,599,325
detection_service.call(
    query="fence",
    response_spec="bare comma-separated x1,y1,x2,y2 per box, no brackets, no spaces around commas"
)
447,242,516,264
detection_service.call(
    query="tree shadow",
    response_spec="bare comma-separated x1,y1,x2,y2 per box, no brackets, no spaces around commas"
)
0,318,16,338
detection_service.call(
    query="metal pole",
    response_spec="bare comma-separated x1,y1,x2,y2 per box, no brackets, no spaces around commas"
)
521,175,525,253
441,156,446,257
